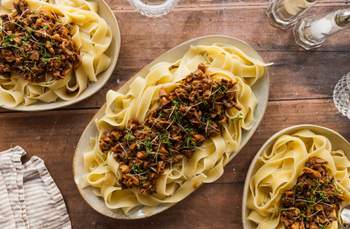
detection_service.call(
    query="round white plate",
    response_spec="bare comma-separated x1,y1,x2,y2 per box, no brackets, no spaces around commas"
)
242,124,350,229
1,0,121,111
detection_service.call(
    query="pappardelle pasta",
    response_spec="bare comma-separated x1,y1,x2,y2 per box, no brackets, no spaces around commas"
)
82,43,266,215
0,0,112,107
248,129,350,229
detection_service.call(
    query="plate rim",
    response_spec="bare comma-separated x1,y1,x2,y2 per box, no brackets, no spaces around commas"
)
241,124,350,229
0,0,121,112
73,34,270,220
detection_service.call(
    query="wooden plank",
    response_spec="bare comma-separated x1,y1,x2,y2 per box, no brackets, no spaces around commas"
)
67,183,244,229
104,0,348,9
0,99,348,228
112,6,350,52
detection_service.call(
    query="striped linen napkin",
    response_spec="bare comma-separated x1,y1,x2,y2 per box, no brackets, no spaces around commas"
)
0,146,71,229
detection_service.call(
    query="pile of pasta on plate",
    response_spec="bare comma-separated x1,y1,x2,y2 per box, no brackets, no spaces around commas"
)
0,0,112,107
248,129,350,229
81,43,267,215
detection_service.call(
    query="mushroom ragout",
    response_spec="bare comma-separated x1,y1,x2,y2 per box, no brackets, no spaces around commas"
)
99,64,241,193
280,157,344,229
0,0,79,82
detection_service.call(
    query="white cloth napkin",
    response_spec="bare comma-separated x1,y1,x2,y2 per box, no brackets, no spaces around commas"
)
0,146,71,229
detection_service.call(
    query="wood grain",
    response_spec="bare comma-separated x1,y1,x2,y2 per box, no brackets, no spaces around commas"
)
112,5,350,51
0,0,349,228
104,0,348,9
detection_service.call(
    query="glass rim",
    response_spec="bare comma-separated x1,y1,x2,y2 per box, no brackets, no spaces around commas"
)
128,0,179,12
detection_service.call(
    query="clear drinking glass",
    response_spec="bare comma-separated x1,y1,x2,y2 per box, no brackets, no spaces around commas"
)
128,0,179,17
333,73,350,119
266,0,317,29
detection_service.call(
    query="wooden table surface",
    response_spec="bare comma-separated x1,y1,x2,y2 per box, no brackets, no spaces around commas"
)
1,0,350,228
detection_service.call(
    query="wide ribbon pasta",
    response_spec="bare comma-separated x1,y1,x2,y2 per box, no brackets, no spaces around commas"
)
247,129,350,229
0,0,112,107
83,43,266,215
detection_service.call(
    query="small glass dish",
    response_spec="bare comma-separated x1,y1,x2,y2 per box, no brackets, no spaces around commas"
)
128,0,179,17
333,72,350,119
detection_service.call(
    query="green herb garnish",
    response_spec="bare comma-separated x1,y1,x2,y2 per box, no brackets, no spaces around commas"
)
124,129,135,142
